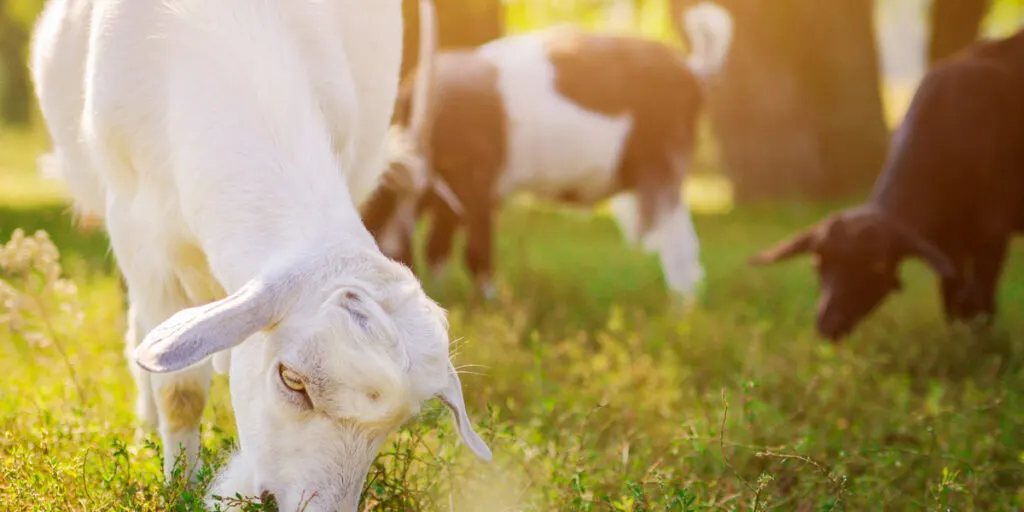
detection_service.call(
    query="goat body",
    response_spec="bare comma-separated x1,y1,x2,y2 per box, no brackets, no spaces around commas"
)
751,29,1024,340
365,7,734,299
30,0,490,509
873,30,1024,320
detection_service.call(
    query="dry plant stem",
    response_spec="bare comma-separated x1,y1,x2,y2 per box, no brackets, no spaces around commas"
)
718,389,755,495
26,289,86,403
754,450,846,507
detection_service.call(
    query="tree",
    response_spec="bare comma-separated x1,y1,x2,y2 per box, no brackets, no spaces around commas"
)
672,0,889,202
400,0,505,79
0,0,31,126
927,0,991,66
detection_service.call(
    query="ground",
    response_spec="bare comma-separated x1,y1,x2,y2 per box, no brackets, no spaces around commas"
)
0,126,1022,512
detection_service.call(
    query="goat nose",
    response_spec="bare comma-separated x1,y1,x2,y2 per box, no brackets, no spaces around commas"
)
817,316,850,342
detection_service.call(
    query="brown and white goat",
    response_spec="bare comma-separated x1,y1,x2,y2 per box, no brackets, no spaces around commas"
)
362,2,734,300
751,29,1024,341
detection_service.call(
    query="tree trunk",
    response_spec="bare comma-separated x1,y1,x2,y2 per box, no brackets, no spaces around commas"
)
927,0,991,66
673,0,888,202
0,9,31,126
800,0,890,197
400,0,505,79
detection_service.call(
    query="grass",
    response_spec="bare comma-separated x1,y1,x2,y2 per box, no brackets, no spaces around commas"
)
2,118,1023,512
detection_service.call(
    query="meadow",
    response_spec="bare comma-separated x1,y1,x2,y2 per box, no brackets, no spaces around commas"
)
1,111,1023,512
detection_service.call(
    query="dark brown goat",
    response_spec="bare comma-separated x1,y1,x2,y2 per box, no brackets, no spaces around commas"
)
751,29,1024,340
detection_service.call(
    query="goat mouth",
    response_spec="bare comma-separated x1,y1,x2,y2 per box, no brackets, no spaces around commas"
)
822,330,848,343
816,315,853,342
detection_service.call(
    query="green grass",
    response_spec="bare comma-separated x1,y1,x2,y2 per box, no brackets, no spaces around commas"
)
2,126,1023,512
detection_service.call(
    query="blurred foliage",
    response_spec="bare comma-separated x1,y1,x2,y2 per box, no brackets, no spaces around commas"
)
506,0,679,41
984,0,1024,36
5,0,43,28
2,0,1022,52
3,0,1023,127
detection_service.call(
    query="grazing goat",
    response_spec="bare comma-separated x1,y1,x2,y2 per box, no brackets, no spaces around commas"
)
29,0,490,510
362,2,734,300
751,29,1024,341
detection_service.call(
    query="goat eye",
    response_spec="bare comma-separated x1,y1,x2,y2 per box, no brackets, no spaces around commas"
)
278,364,306,392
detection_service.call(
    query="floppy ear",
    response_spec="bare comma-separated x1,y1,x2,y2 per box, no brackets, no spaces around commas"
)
134,279,282,373
891,223,958,280
438,363,493,462
749,228,817,266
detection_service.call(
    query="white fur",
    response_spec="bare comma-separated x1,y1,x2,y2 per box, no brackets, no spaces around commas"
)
684,1,735,78
29,0,490,510
475,28,707,296
475,22,730,298
379,23,728,299
610,141,704,296
478,28,634,203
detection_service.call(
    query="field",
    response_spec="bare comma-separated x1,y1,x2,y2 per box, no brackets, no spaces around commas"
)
1,120,1023,512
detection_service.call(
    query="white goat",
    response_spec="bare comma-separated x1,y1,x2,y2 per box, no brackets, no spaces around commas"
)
29,0,490,510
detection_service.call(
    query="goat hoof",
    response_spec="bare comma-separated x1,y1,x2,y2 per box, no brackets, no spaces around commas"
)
668,291,699,316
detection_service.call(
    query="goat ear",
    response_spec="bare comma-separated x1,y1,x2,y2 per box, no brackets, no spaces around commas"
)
891,223,958,280
749,228,817,266
134,280,280,373
438,362,493,462
430,176,463,216
332,286,375,331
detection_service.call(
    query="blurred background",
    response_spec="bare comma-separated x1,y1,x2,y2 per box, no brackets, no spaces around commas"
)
3,0,1022,203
